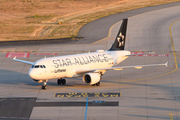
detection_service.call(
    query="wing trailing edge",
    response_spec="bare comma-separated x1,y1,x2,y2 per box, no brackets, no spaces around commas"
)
76,62,168,74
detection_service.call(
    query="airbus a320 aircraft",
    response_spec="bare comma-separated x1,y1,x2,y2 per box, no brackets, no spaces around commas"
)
13,19,167,89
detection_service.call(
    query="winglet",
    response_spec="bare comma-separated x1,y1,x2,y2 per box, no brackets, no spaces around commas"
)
12,57,34,65
165,61,168,67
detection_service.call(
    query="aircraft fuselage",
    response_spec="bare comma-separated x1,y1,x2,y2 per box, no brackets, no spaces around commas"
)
29,50,130,80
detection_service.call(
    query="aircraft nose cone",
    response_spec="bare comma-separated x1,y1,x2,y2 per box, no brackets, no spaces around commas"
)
29,69,37,79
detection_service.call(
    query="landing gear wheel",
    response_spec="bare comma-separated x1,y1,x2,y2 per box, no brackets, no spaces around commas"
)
61,79,66,85
42,80,48,90
42,85,47,90
95,82,100,86
57,79,62,85
91,82,100,86
57,78,66,85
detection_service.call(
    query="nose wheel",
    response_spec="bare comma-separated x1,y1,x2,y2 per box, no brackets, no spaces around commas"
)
42,85,47,90
42,80,48,90
57,78,66,85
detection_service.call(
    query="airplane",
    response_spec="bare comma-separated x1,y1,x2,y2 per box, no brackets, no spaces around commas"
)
13,18,168,90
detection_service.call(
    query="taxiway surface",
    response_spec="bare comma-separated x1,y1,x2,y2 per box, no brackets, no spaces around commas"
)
0,2,180,120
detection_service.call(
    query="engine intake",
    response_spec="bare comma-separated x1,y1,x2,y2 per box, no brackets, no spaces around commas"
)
83,73,100,85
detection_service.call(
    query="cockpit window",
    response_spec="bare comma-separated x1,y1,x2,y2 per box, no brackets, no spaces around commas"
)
32,65,46,68
35,65,39,68
41,65,44,68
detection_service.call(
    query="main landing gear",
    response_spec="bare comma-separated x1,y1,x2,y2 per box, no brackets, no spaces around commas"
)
91,76,102,86
91,81,100,86
57,78,66,85
41,78,66,90
42,80,48,90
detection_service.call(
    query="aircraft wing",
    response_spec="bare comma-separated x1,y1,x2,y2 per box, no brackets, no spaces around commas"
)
76,62,168,74
13,57,34,65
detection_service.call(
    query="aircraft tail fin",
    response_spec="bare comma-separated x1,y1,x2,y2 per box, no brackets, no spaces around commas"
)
109,18,128,51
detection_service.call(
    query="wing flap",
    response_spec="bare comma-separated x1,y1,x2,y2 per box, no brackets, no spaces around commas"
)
114,68,123,70
134,66,142,69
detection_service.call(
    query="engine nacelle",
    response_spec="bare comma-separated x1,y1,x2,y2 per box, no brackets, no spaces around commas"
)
83,73,100,85
33,79,43,83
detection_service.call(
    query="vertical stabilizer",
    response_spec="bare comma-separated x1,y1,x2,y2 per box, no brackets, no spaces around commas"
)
109,18,128,51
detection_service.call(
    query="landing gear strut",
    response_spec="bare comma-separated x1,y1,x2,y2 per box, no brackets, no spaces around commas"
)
42,80,48,90
96,81,100,86
91,81,100,86
91,76,102,86
57,78,66,85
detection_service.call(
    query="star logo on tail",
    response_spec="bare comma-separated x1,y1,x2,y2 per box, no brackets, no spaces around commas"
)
117,32,125,47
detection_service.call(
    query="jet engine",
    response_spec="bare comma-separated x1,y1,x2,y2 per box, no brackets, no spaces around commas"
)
83,73,100,85
33,79,43,83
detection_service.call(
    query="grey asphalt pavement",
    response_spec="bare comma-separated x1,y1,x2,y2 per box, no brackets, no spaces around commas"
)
0,2,180,120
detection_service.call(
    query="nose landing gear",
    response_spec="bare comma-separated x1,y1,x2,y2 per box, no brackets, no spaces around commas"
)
41,78,66,90
42,80,48,90
57,78,66,85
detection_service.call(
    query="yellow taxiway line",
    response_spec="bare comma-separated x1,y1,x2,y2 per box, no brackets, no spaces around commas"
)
120,19,180,83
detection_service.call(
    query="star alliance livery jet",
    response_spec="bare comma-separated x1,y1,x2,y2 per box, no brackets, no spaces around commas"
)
13,19,167,89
